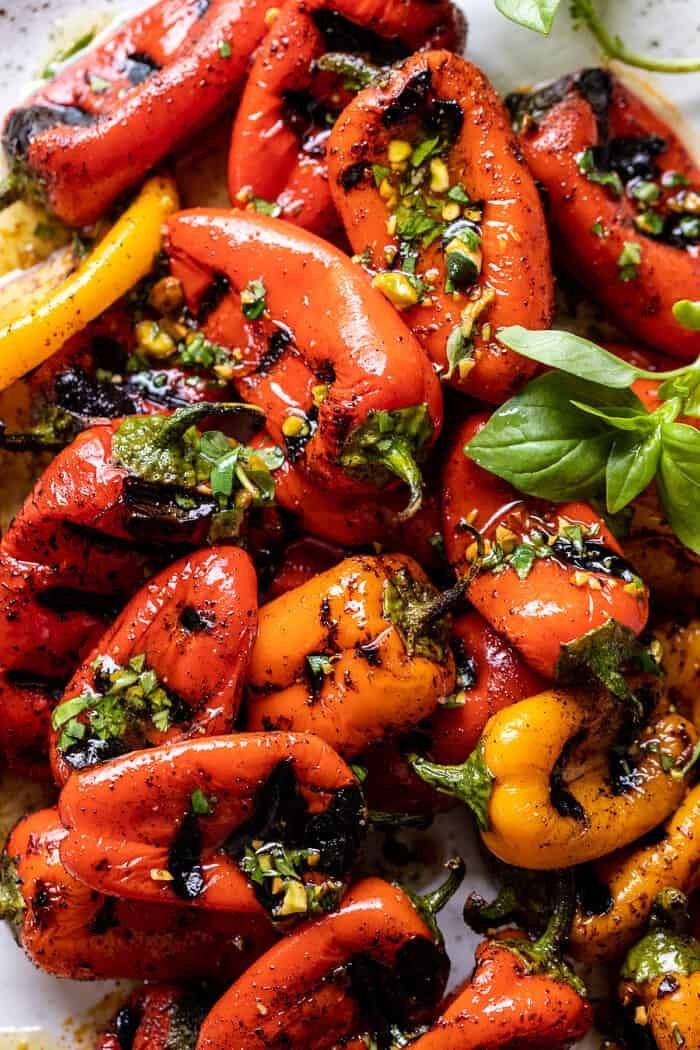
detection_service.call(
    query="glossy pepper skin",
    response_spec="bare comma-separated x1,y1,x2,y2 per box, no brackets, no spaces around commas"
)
1,808,274,981
167,209,443,517
0,671,63,779
96,985,213,1050
327,51,553,404
411,688,697,869
0,404,260,680
571,783,700,964
58,732,365,922
49,546,258,784
270,448,446,564
1,0,270,226
509,68,700,361
229,0,464,236
244,554,456,757
411,923,591,1050
442,415,649,678
619,894,700,1050
196,870,461,1050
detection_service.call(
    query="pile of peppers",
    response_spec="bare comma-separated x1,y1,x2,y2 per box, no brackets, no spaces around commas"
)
0,2,699,1048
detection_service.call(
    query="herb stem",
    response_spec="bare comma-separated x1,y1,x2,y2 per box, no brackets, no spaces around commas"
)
574,0,700,73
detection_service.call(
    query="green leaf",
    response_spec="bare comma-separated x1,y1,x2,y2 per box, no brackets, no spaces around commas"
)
447,184,471,204
570,400,653,433
241,278,267,321
657,423,700,554
210,448,241,500
606,429,662,514
445,325,473,381
411,136,441,168
576,148,623,197
510,543,537,580
218,40,232,58
617,241,642,282
252,197,282,217
464,373,640,501
556,619,646,710
372,164,390,188
494,0,562,34
191,789,214,815
52,694,92,730
673,300,700,332
497,327,642,388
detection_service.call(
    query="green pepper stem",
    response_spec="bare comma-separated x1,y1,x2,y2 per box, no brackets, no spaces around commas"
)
407,857,465,942
463,886,520,933
408,742,493,831
398,574,474,643
0,855,25,928
380,437,425,521
574,0,700,72
154,402,264,448
529,869,576,965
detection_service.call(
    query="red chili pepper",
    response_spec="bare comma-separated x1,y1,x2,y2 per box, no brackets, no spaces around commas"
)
327,50,553,404
49,546,258,784
229,0,465,235
58,732,365,924
167,209,443,518
96,985,215,1050
1,807,274,981
1,0,270,226
508,68,700,361
442,414,649,678
196,863,463,1050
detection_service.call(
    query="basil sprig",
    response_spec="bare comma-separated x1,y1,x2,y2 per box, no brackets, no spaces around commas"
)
494,0,700,74
466,327,700,554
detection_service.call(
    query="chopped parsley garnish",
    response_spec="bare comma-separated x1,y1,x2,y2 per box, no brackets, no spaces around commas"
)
218,40,232,59
576,148,623,198
191,789,216,815
239,842,343,920
252,196,282,217
52,654,175,753
240,278,267,321
617,241,642,282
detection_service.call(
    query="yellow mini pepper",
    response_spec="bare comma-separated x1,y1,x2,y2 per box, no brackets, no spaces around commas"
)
411,689,696,870
0,174,178,391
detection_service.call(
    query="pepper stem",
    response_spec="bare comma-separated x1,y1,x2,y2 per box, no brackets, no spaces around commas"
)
397,564,480,647
408,740,493,831
501,869,586,995
406,857,465,943
379,437,425,522
154,402,264,448
0,855,25,930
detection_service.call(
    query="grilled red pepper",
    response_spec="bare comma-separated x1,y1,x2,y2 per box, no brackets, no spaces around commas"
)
244,553,456,757
0,671,62,779
196,862,463,1050
265,536,344,600
167,209,443,518
58,732,365,924
229,0,465,235
327,50,553,404
49,546,257,784
0,402,264,681
96,985,215,1050
270,446,446,564
1,807,274,981
1,0,270,226
508,68,700,361
409,872,592,1049
442,414,649,678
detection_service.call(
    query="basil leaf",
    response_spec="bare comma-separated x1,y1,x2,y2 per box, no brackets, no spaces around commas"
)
673,300,700,331
657,423,700,554
570,399,653,433
606,429,662,514
494,0,562,34
497,327,642,388
465,373,639,501
211,447,241,499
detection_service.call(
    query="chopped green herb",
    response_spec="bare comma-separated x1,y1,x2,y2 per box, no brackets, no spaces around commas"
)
218,40,232,58
444,325,473,381
410,136,441,168
240,278,267,321
372,163,391,188
447,184,471,204
42,28,96,79
191,789,216,815
576,148,623,198
631,180,661,204
252,197,282,217
635,211,664,236
617,241,642,282
590,219,606,237
88,74,111,94
307,653,335,678
662,171,690,189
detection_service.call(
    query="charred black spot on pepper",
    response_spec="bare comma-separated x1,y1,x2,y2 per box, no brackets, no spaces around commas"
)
180,606,216,633
36,587,121,621
576,67,613,129
63,735,126,772
575,863,614,917
550,538,640,583
382,70,432,128
357,641,381,665
312,9,408,66
452,637,477,692
550,734,586,822
198,273,230,323
122,476,217,545
339,161,369,191
423,99,463,144
122,52,160,86
657,974,680,998
88,895,120,934
168,810,205,901
113,1005,140,1050
257,327,292,374
124,370,191,409
195,0,211,15
3,103,94,159
55,368,137,419
284,405,318,462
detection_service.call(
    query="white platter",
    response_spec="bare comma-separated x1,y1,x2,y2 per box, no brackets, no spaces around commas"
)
0,1,698,1045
